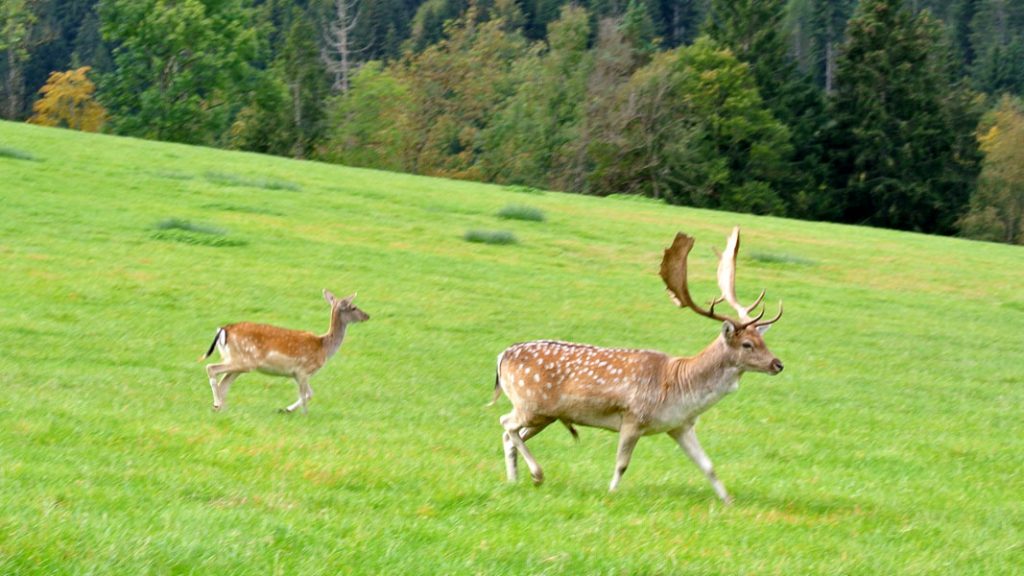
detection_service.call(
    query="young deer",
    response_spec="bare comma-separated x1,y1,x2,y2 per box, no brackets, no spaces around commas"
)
200,290,369,413
493,227,783,503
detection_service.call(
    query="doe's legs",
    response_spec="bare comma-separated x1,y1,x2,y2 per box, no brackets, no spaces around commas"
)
213,372,240,411
207,363,239,411
282,376,313,414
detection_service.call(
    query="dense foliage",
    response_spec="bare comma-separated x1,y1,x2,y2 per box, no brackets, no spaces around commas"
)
2,0,1024,243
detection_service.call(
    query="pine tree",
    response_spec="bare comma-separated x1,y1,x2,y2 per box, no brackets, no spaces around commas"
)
826,0,978,233
1,0,38,119
704,0,828,217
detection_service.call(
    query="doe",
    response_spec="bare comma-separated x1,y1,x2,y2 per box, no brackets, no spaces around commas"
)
200,290,369,413
493,228,783,503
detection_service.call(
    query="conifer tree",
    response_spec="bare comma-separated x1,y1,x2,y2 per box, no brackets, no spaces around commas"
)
826,0,978,233
704,0,828,217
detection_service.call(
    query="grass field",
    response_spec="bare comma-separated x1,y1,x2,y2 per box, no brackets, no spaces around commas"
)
1,120,1022,574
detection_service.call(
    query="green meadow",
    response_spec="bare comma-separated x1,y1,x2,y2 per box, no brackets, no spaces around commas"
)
1,120,1022,574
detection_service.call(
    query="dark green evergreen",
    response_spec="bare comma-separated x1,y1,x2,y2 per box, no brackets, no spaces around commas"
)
825,0,979,233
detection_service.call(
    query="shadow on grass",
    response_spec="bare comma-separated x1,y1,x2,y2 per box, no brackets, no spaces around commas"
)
0,146,40,162
151,218,247,248
205,171,302,192
465,230,518,245
202,202,281,216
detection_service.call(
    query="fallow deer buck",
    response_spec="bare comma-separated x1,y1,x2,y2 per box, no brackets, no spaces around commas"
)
493,227,783,503
199,290,369,413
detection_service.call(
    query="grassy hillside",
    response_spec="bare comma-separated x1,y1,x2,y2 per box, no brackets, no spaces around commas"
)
1,120,1022,574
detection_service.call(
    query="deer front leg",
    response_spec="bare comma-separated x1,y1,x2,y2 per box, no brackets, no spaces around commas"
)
609,422,641,491
282,376,312,414
670,425,731,504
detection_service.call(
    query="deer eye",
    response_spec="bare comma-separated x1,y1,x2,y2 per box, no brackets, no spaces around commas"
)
741,341,754,350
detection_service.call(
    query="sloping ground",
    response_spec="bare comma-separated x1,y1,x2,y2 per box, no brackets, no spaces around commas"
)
1,121,1021,574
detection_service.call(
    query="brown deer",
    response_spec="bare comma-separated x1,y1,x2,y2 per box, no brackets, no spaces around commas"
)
200,290,369,413
493,227,783,503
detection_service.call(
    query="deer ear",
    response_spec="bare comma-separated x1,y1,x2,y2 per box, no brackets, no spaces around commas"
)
721,321,736,340
756,323,772,335
323,289,337,304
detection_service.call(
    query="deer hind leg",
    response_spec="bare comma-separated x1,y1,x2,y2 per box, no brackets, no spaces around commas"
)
213,372,240,411
502,431,518,482
670,425,731,505
500,413,545,485
502,420,553,482
609,422,642,492
206,363,237,411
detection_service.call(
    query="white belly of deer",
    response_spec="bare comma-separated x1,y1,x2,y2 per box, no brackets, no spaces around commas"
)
256,351,303,376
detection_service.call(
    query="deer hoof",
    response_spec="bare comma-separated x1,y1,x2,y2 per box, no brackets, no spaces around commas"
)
531,471,544,486
278,407,293,414
212,405,222,412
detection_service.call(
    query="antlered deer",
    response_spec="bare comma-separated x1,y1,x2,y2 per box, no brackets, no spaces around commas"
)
493,228,783,503
200,290,369,413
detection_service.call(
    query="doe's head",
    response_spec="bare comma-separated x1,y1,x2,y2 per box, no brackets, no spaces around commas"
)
324,289,370,323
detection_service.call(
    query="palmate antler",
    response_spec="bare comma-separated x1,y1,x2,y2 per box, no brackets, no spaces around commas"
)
660,227,782,330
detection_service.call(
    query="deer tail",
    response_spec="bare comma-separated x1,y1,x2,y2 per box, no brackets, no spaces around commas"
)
198,328,224,362
487,351,506,406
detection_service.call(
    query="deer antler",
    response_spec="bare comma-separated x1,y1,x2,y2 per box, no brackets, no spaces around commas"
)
662,229,783,330
716,226,782,330
660,232,735,324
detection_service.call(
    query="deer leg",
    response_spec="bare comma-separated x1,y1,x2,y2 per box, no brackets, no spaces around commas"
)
609,423,642,491
670,425,731,505
282,376,311,414
502,431,518,482
503,420,554,482
206,363,233,410
518,420,553,442
501,413,543,485
214,372,240,411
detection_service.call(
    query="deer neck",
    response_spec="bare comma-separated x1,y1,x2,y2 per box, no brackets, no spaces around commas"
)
669,337,741,407
321,314,348,358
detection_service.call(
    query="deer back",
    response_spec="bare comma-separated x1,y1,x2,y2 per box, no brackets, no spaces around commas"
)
499,340,674,430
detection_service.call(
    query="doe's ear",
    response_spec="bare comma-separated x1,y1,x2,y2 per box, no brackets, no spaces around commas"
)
323,289,337,304
721,320,736,340
340,293,357,306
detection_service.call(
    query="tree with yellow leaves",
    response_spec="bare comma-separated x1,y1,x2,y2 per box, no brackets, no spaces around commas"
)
28,66,106,132
958,95,1024,244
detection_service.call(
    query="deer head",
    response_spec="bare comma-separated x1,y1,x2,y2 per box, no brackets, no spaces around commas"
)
324,289,370,326
660,228,783,375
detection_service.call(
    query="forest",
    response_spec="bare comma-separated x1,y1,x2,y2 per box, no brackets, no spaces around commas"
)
3,0,1023,244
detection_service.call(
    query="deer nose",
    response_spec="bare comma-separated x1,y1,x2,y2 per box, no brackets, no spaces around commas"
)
770,359,784,374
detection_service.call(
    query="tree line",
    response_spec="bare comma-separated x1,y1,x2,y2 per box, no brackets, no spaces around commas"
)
2,0,1023,244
